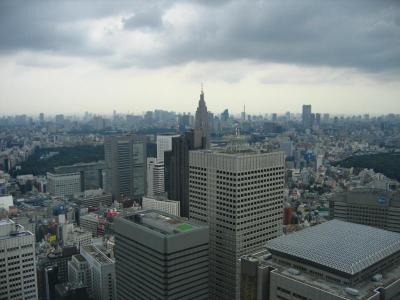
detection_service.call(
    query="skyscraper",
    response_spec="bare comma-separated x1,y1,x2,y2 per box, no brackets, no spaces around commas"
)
104,135,146,202
146,157,165,197
156,134,179,163
0,219,38,299
189,148,285,300
114,210,209,300
164,129,206,217
302,104,312,129
195,87,209,147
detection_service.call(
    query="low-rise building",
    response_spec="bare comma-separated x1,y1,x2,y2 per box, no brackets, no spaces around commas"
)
241,220,400,300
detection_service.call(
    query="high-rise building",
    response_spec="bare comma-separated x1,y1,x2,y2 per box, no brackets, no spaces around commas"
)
114,210,209,300
0,219,38,300
104,135,146,202
47,172,81,197
146,157,165,197
156,135,180,162
243,220,400,300
189,148,285,300
329,188,400,232
195,88,209,147
80,245,116,300
302,104,312,129
164,129,206,217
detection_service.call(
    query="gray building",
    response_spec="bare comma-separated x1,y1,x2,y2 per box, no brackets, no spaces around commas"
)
104,135,146,202
189,148,285,300
68,254,91,295
47,172,81,197
302,104,312,129
73,189,112,208
0,219,38,300
329,188,400,232
114,210,209,300
243,220,400,300
80,245,116,300
164,129,206,217
54,161,106,191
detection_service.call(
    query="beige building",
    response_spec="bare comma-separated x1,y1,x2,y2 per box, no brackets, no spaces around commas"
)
189,148,285,300
47,172,81,197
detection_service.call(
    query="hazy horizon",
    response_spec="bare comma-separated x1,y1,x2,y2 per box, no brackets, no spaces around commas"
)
1,0,399,115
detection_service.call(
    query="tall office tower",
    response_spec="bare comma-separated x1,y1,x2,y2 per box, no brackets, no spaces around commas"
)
156,135,179,162
164,129,206,217
315,112,321,127
114,210,209,300
243,220,400,300
0,219,38,300
80,245,117,300
39,112,45,123
104,135,146,202
329,188,400,232
194,88,209,147
323,113,330,123
189,148,285,300
146,157,165,197
302,104,312,129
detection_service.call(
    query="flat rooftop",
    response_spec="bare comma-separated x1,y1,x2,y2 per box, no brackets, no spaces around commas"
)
82,245,113,265
125,210,201,235
268,257,400,300
266,219,400,275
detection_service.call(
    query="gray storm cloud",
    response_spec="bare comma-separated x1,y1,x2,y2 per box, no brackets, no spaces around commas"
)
0,0,399,73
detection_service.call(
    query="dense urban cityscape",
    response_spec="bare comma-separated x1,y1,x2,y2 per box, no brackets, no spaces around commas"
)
1,89,400,299
1,1,400,300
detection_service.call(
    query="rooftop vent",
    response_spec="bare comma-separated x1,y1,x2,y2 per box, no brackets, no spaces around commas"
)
345,288,359,296
287,268,300,275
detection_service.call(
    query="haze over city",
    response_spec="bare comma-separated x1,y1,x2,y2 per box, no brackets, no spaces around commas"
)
1,0,399,115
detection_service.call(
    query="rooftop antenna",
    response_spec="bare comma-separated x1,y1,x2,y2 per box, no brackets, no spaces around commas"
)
201,82,204,93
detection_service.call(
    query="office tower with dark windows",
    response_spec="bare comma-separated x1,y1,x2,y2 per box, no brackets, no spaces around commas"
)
164,129,206,217
0,219,38,300
189,148,285,300
302,104,312,129
104,135,146,202
114,210,209,300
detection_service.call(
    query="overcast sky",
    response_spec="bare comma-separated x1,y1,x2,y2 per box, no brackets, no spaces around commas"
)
0,0,399,116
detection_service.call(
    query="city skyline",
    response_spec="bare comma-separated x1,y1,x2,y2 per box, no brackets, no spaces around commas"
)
0,1,399,115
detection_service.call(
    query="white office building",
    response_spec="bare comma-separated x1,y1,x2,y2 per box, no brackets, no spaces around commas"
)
156,135,179,162
47,172,81,197
142,196,180,216
146,157,165,197
0,219,38,300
